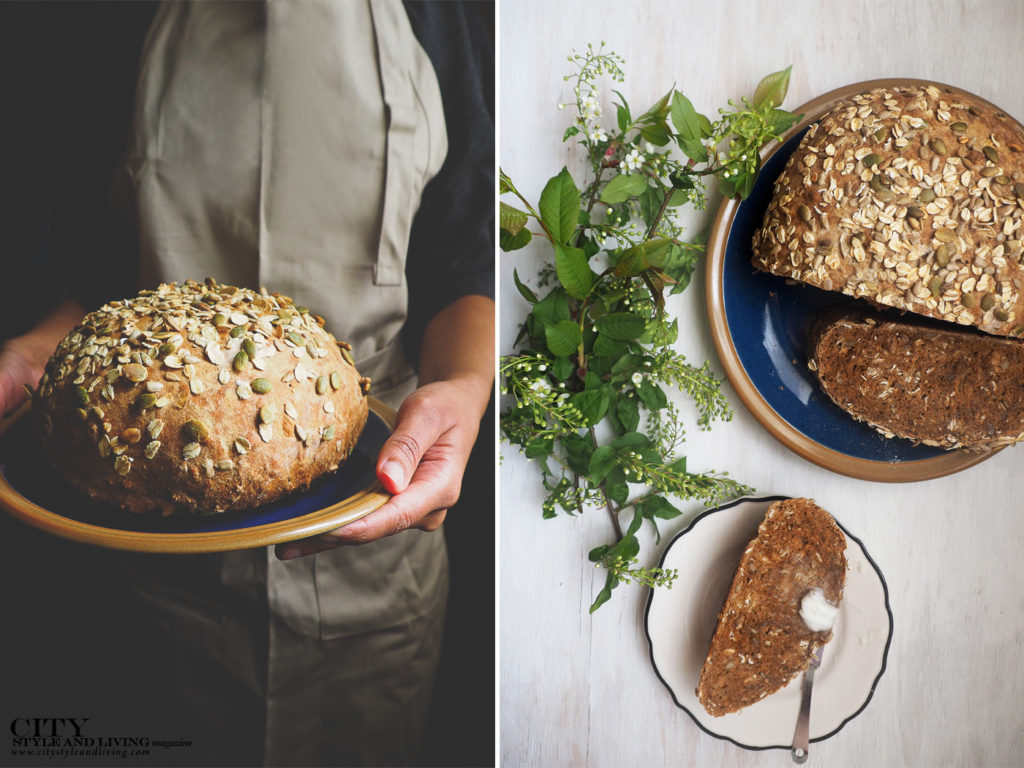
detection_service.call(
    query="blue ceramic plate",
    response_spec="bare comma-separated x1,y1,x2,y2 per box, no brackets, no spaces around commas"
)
705,79,1000,482
0,397,394,552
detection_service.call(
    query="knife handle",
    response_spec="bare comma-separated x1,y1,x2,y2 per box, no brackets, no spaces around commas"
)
791,665,815,763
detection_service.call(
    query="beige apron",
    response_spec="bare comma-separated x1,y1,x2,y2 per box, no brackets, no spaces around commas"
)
113,2,451,764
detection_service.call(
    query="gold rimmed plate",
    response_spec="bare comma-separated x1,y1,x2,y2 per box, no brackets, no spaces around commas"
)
705,78,1013,482
0,397,395,553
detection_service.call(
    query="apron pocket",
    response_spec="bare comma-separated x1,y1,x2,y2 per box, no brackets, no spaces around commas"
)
313,528,447,639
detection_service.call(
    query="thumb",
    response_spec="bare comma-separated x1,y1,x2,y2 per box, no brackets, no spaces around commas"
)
376,404,444,495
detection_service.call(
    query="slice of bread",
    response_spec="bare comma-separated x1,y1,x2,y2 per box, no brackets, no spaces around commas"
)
695,498,846,717
809,313,1024,449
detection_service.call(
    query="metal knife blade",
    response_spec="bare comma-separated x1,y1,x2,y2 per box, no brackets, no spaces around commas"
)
791,645,824,764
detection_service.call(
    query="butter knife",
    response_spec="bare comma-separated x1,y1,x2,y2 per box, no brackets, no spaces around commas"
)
791,645,823,764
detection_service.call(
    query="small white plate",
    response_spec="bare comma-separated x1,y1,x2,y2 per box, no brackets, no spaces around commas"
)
644,496,892,750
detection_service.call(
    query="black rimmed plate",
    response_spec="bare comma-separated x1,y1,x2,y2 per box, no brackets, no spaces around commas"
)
644,496,893,750
0,397,394,553
705,78,1010,481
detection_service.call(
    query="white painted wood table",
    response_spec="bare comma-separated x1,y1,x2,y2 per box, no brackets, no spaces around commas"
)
498,1,1024,766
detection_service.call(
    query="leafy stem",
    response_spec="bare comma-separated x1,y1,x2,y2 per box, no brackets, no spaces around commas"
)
500,51,800,612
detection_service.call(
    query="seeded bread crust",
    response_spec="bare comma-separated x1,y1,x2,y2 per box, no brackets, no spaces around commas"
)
32,279,370,516
752,83,1024,337
695,498,846,718
810,313,1024,449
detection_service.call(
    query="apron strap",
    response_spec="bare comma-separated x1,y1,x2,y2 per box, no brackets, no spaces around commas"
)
368,0,419,287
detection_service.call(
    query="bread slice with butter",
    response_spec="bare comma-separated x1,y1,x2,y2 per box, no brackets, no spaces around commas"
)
696,498,846,717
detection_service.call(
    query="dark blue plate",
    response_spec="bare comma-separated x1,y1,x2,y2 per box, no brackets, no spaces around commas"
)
0,398,394,552
705,79,999,481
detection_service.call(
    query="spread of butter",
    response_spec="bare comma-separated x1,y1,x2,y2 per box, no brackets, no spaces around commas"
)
800,587,839,632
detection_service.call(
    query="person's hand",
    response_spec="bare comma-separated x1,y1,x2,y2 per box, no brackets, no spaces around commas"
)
0,340,42,419
275,376,486,559
0,302,85,421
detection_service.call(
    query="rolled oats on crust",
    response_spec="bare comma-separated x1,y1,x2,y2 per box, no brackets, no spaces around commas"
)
752,84,1024,337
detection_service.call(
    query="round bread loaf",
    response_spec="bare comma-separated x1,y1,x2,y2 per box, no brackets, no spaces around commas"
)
752,83,1024,337
31,279,370,516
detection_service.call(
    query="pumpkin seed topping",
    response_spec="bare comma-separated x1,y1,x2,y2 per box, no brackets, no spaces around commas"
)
184,418,210,443
122,363,148,382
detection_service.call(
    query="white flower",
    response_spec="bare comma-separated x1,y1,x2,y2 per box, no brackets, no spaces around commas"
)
557,103,566,110
622,148,645,173
588,128,608,143
631,372,643,386
644,142,655,153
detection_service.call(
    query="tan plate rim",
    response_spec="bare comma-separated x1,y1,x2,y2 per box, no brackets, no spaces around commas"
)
0,396,395,553
705,78,1011,483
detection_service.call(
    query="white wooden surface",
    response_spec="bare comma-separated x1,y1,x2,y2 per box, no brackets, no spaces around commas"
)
498,1,1024,766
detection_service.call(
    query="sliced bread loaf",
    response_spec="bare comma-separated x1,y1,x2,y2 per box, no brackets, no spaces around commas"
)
752,83,1024,337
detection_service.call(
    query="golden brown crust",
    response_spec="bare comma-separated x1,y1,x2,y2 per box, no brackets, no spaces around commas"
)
810,313,1024,450
752,84,1024,336
32,279,370,515
695,498,846,717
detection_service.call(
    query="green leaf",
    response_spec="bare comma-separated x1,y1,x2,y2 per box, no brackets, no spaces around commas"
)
616,397,640,432
570,388,610,426
593,334,627,356
512,268,538,304
563,125,581,142
606,531,640,561
500,227,532,251
604,474,629,506
589,571,618,613
668,456,687,474
545,320,582,357
588,544,610,563
624,508,644,538
765,108,802,137
698,112,713,138
589,445,616,484
753,65,793,109
638,89,672,122
613,244,649,277
531,288,570,325
610,431,651,450
600,174,648,204
640,122,671,147
500,201,529,235
595,312,646,341
554,243,595,299
678,137,708,164
562,432,594,476
539,167,581,243
642,496,682,520
524,437,553,459
613,89,632,131
637,379,669,410
499,172,512,194
670,91,702,141
551,356,574,380
611,354,640,375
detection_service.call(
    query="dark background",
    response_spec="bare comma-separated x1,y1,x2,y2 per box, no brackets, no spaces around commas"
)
0,2,495,766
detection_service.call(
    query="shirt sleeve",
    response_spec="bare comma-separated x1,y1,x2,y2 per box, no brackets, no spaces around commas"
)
400,0,495,364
